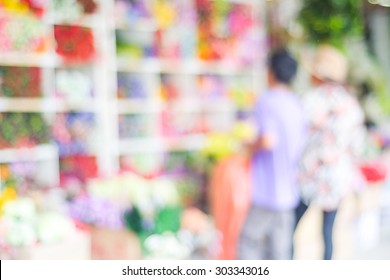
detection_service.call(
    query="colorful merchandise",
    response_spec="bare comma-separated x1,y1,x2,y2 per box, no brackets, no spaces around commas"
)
0,113,50,149
119,114,150,139
0,0,45,17
163,151,199,175
114,0,178,29
120,154,163,179
1,198,37,247
0,67,41,98
77,0,97,14
227,76,256,110
54,25,95,63
55,68,93,103
60,155,98,185
176,1,197,59
142,207,219,259
117,73,148,99
196,0,258,65
116,30,157,59
114,0,153,27
150,0,177,29
0,14,47,53
52,113,96,156
52,0,83,21
160,74,180,101
201,120,256,165
0,186,17,215
52,0,97,22
115,0,195,60
142,231,191,259
68,196,125,230
154,1,196,59
1,198,77,247
66,172,217,259
160,111,207,137
197,75,225,99
0,162,45,194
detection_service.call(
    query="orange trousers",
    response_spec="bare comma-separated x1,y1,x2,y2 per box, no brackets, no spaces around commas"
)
209,154,251,260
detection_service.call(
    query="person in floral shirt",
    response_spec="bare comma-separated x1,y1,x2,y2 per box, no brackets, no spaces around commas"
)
295,45,366,260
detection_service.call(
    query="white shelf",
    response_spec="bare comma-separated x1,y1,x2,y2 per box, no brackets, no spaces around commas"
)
0,0,266,177
212,0,259,4
118,134,206,154
115,20,158,32
166,99,236,113
119,138,165,154
0,52,95,68
0,144,58,163
0,98,96,113
116,58,255,75
117,100,160,114
116,98,235,114
44,14,98,29
0,53,59,68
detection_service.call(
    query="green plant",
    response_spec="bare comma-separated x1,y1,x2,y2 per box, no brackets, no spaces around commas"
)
299,0,364,48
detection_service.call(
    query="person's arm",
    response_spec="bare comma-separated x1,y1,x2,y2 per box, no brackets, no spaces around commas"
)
246,133,276,154
247,99,277,154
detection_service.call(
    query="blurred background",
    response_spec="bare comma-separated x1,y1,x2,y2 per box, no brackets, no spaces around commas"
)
0,0,390,260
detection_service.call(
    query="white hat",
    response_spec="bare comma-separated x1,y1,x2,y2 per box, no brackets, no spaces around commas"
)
309,45,348,83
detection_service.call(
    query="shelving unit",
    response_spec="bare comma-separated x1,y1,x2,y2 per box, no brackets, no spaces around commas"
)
0,2,103,187
103,0,266,175
0,144,60,188
0,144,58,164
0,0,268,261
1,0,267,182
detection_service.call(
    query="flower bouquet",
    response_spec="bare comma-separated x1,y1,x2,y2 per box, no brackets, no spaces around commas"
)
54,25,95,63
0,13,47,53
83,173,218,259
0,66,41,98
0,113,50,149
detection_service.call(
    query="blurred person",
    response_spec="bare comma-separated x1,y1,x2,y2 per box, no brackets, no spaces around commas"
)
294,45,366,260
237,49,306,260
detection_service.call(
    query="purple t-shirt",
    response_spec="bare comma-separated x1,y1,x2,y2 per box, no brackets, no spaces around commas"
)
251,88,306,211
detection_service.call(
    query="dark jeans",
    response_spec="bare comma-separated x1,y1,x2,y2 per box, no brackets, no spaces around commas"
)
293,201,338,260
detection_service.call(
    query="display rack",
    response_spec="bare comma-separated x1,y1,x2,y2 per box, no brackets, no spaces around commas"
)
0,0,267,180
0,144,58,164
0,1,101,186
99,0,267,175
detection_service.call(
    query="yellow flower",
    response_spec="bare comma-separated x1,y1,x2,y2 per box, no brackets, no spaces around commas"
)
202,133,236,161
0,187,17,215
231,121,257,142
0,165,11,180
152,1,176,29
0,0,29,14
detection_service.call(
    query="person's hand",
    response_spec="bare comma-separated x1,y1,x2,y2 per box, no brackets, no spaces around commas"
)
241,141,255,160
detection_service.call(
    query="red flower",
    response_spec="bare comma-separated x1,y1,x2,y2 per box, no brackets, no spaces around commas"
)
77,0,98,14
54,25,95,63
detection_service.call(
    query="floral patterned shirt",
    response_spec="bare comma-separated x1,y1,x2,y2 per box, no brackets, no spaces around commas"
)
298,84,366,210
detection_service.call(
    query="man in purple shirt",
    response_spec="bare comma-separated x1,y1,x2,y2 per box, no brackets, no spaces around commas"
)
238,49,306,259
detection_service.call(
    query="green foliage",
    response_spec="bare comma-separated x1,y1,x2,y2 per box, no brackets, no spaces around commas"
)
299,0,364,48
154,207,182,234
124,207,143,235
0,113,50,146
